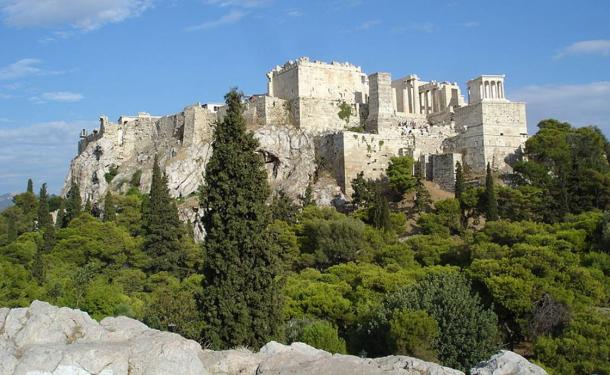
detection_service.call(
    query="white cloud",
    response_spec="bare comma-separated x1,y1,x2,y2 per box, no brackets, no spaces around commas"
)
556,39,610,58
186,9,246,31
356,19,380,31
35,91,84,102
1,0,152,30
0,58,42,80
511,81,610,133
206,0,271,7
0,120,96,193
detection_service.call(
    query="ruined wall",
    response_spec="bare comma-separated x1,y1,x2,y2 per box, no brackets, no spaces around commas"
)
431,153,462,191
296,98,362,132
481,102,528,170
367,73,396,133
339,131,413,195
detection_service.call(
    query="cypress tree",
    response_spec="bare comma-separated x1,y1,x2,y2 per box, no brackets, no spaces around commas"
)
27,178,34,194
37,183,51,229
55,200,66,229
200,89,282,349
142,156,184,275
65,181,82,224
455,162,465,200
103,190,116,222
84,198,93,214
485,163,499,221
368,185,391,230
300,181,315,207
414,178,432,213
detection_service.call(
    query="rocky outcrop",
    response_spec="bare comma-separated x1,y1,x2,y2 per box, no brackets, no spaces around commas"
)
471,351,548,375
0,301,547,375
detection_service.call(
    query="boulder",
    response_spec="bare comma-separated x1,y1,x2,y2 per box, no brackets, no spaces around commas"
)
470,350,548,375
0,302,547,375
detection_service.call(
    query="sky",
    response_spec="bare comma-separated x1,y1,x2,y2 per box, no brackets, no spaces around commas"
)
0,0,609,194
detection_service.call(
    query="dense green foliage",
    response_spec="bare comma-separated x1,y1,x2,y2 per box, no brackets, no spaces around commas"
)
199,89,283,349
0,118,608,374
142,157,188,276
387,156,416,196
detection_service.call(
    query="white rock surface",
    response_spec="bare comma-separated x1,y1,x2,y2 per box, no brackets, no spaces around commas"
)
470,350,548,375
0,302,545,375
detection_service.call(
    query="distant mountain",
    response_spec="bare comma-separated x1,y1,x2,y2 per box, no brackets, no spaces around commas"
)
0,193,15,212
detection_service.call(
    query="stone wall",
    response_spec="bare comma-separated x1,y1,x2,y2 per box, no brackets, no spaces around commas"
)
296,97,362,131
431,153,462,191
481,102,528,170
338,131,413,195
367,73,396,133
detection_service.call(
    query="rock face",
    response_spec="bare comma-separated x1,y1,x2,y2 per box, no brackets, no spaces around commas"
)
471,351,548,375
0,301,546,375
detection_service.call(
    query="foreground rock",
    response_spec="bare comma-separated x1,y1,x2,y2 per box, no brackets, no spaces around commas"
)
0,301,546,375
471,351,547,375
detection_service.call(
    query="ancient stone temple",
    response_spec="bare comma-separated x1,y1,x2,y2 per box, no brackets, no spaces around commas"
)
67,57,528,210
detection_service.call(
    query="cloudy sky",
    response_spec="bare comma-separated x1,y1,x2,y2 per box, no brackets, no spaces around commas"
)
0,0,609,194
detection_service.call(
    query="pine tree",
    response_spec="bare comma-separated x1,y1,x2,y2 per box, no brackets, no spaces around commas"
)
414,178,432,213
368,186,391,230
37,183,51,229
455,162,465,200
142,156,184,275
65,181,82,225
27,178,34,194
485,163,499,221
103,190,116,222
7,212,17,242
200,89,282,349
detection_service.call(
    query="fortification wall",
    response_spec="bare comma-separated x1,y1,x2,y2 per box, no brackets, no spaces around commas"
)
431,153,462,191
339,131,413,195
450,103,486,171
296,98,362,132
481,102,528,170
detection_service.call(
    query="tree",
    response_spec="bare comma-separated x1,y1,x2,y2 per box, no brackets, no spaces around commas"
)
142,156,185,275
351,172,374,207
286,319,347,353
83,199,92,214
37,183,51,230
454,162,465,200
103,190,116,222
373,272,499,370
199,89,283,349
414,178,432,213
387,156,417,197
368,186,391,230
27,179,33,194
64,181,82,225
270,190,298,224
389,309,439,361
485,163,499,221
300,181,315,207
55,200,66,229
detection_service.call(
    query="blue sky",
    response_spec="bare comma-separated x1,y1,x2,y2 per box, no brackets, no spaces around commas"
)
0,0,609,194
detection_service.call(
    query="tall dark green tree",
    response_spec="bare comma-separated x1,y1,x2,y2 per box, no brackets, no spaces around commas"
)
142,156,185,275
485,163,499,221
455,162,465,201
368,186,391,230
27,179,34,194
37,183,51,230
200,89,282,349
64,181,82,225
414,178,432,213
55,200,66,229
103,190,116,222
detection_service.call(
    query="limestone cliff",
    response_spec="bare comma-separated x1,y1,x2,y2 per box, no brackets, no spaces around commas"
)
0,301,548,375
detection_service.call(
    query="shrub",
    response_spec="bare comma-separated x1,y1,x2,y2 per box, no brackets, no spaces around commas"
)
104,165,119,184
389,309,439,361
286,319,347,353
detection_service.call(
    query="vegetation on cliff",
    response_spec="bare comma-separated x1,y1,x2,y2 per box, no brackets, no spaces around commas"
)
0,117,608,374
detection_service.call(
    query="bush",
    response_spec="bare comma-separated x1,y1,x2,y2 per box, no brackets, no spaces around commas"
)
389,309,439,361
104,165,119,183
286,319,347,353
387,156,416,196
371,272,499,371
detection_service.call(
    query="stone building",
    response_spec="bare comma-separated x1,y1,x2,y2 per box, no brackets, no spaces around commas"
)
69,57,528,211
